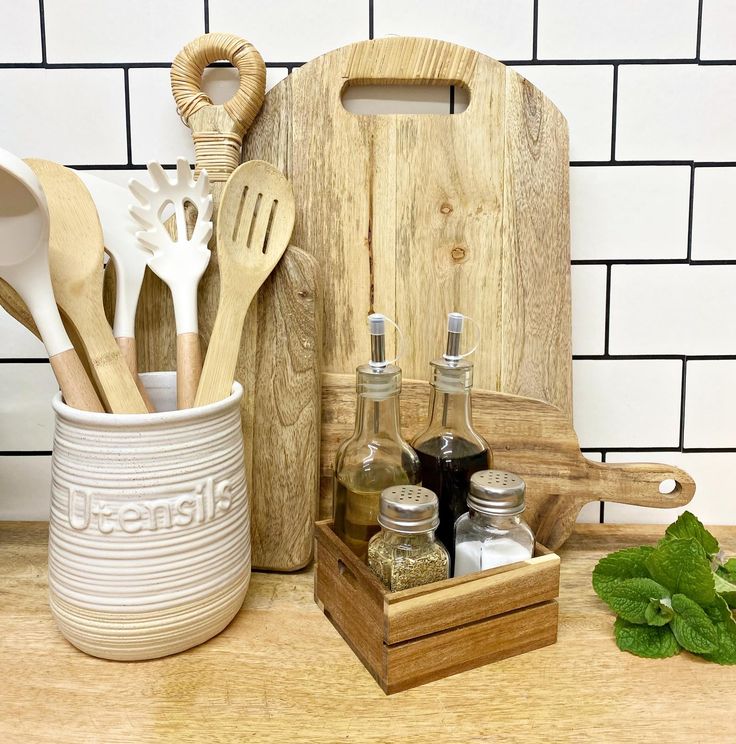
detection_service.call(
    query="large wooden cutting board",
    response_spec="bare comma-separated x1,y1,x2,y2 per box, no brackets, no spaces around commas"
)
243,37,572,413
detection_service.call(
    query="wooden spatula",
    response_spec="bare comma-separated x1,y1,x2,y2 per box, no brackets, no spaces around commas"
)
25,160,148,414
194,160,295,407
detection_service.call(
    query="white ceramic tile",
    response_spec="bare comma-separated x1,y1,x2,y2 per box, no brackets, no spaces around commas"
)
684,361,736,448
701,0,736,60
77,169,142,188
609,265,736,355
570,166,690,260
0,455,51,520
537,0,698,60
570,265,606,356
691,167,736,260
129,68,196,165
209,0,368,61
604,452,736,525
44,0,203,63
0,0,42,62
0,69,126,164
373,0,534,61
0,309,47,359
513,66,613,161
577,452,603,523
342,85,451,115
572,360,682,448
617,65,736,161
0,363,57,450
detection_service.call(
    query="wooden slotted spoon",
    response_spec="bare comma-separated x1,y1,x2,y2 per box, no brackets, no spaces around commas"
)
25,160,148,414
194,160,295,406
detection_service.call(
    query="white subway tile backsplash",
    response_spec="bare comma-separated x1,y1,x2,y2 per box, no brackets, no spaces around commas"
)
609,265,736,355
0,455,52,520
570,166,690,260
513,66,613,161
209,0,368,62
577,452,603,524
700,0,736,60
44,0,203,63
0,310,47,359
684,361,736,449
0,69,127,164
604,452,736,525
0,0,41,62
572,360,682,448
0,364,57,451
374,0,533,61
538,0,698,60
691,167,736,260
617,65,736,161
571,265,607,355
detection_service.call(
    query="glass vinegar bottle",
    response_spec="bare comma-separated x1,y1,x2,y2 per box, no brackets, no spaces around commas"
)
333,314,421,560
412,312,492,568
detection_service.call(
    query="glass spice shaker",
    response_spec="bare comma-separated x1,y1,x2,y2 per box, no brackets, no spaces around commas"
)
367,485,450,592
454,470,535,577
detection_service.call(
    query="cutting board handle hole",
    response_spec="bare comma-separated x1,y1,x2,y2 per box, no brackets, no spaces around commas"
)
659,478,678,495
201,65,240,105
341,83,470,116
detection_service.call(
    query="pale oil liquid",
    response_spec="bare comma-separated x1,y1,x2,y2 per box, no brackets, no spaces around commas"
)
333,467,414,560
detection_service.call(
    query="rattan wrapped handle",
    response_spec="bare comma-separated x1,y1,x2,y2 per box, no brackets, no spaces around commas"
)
171,33,266,180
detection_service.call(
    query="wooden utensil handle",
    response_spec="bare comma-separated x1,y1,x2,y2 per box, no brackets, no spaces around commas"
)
176,332,202,409
342,37,477,90
171,33,266,179
115,336,156,413
49,348,104,413
589,460,695,508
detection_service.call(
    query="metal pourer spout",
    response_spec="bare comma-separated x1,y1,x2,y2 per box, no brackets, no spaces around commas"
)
368,313,387,369
444,312,464,362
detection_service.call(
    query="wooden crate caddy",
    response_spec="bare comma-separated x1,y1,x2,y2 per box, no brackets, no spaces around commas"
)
314,520,560,694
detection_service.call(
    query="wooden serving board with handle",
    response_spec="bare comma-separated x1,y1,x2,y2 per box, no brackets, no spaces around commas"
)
243,36,572,414
320,373,696,550
102,33,322,571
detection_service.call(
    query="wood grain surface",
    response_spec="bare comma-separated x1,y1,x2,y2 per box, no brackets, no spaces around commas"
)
1,522,733,743
320,373,695,550
243,36,572,413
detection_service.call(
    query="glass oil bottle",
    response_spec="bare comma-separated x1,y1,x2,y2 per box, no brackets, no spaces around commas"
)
412,312,492,569
333,314,421,560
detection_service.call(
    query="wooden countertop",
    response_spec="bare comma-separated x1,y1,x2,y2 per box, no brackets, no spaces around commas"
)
1,522,734,743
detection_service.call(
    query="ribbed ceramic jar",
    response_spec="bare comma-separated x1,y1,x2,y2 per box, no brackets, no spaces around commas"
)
48,372,250,660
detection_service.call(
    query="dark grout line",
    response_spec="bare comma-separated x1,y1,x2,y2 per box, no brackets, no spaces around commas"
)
573,354,736,361
686,164,696,261
610,64,618,161
679,359,688,449
603,264,612,355
0,451,52,457
600,453,606,523
368,0,374,40
38,0,47,64
123,68,133,166
532,0,539,61
204,0,210,33
0,359,49,364
572,258,736,265
696,0,704,61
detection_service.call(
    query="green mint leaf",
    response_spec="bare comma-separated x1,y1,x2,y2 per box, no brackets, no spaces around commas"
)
645,596,675,626
670,593,718,653
704,594,734,625
592,546,654,597
662,511,719,558
597,578,670,624
701,613,736,665
614,617,680,659
645,538,716,606
723,558,736,575
714,571,736,609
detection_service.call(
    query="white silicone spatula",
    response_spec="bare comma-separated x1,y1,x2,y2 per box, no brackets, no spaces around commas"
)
0,149,103,412
76,171,155,411
129,158,213,409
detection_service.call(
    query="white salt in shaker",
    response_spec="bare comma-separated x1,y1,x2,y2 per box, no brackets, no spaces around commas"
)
453,470,535,577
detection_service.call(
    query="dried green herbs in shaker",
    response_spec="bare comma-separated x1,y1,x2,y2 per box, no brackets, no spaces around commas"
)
367,485,450,592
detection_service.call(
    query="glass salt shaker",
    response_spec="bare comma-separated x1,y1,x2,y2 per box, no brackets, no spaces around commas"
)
367,486,450,592
453,470,535,577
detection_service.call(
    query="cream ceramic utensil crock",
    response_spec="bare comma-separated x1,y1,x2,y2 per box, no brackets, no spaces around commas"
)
48,371,250,660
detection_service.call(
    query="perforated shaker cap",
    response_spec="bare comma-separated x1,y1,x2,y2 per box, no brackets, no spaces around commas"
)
378,485,440,534
468,470,526,516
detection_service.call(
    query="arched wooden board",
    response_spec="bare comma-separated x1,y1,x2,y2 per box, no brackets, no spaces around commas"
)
244,37,572,414
320,373,695,551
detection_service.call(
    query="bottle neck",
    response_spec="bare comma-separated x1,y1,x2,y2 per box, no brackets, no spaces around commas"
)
426,386,473,432
354,393,401,438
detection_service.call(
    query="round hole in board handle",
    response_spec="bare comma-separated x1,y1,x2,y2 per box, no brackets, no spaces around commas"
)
659,479,678,495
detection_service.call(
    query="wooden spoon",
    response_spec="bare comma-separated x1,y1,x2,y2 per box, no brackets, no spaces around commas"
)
25,160,148,414
194,160,295,406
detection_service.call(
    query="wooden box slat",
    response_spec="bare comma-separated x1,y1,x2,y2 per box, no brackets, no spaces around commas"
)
314,520,560,693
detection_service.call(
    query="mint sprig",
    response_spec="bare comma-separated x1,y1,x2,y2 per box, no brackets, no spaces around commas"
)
592,511,736,664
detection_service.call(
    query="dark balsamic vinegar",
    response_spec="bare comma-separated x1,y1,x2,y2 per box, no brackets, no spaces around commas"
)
416,437,490,569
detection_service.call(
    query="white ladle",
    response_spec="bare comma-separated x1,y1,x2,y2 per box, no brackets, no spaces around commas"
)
76,171,155,412
0,149,103,412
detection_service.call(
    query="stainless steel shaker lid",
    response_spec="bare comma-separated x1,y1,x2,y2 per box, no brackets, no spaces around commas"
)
378,485,439,533
468,470,526,515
